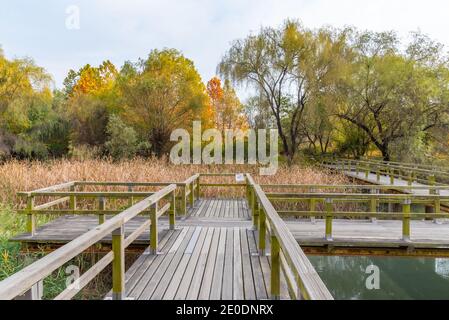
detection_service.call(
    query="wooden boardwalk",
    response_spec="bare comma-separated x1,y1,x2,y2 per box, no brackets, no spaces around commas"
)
13,198,449,254
105,226,289,300
13,199,251,245
326,165,449,196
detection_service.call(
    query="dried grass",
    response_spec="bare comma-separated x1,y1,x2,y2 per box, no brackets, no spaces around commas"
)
0,157,349,207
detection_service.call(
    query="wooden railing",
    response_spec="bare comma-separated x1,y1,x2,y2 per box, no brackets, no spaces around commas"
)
264,186,449,241
358,158,449,173
325,158,449,186
2,173,334,300
0,184,177,300
18,175,200,235
245,174,333,300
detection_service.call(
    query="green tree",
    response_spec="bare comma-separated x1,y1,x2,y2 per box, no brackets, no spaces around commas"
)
219,20,349,163
105,114,139,160
118,49,209,156
335,31,449,160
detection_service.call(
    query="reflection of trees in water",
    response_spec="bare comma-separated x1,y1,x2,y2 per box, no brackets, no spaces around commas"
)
307,255,449,300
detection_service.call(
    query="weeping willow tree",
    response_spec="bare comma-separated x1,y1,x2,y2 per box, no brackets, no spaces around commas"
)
219,20,351,164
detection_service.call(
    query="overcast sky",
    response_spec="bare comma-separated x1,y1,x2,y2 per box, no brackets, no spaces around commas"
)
1,0,449,93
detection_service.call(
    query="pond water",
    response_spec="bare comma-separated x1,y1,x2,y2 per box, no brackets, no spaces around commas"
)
307,255,449,300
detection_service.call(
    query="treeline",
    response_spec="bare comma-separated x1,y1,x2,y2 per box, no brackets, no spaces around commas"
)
1,19,449,163
221,20,449,163
0,48,244,161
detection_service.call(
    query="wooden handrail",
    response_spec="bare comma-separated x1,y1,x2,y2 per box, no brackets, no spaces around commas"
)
246,174,333,300
0,184,177,300
261,184,449,191
19,181,77,196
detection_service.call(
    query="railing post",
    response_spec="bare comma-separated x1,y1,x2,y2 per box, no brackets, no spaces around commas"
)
325,198,333,241
389,168,395,185
150,202,158,254
196,176,200,200
428,174,436,195
69,185,76,212
402,199,411,242
182,184,187,216
169,191,176,230
112,225,125,300
98,196,105,224
252,188,259,230
310,196,316,224
407,172,413,186
376,166,380,182
26,195,35,235
189,183,194,208
355,162,359,175
259,207,266,255
369,189,378,223
128,185,133,207
365,164,369,179
270,235,280,300
15,280,43,300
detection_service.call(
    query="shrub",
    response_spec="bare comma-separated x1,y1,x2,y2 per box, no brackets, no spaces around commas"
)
104,115,139,160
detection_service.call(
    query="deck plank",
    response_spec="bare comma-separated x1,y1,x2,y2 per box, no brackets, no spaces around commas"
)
233,227,244,300
163,228,207,300
209,228,226,299
137,227,195,299
197,228,220,300
184,228,215,300
240,228,256,300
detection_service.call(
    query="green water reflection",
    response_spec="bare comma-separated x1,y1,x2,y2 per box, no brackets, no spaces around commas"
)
307,255,449,300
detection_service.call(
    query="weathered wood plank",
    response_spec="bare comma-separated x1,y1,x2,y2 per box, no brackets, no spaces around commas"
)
233,227,244,300
240,228,256,300
222,228,234,299
184,228,215,300
132,227,195,299
163,228,207,300
197,228,220,300
209,228,226,299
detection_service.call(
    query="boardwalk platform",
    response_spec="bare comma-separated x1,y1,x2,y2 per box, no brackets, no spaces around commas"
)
105,226,290,300
5,171,449,300
13,199,449,256
325,165,449,196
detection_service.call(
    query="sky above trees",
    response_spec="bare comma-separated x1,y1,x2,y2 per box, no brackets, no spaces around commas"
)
1,0,449,91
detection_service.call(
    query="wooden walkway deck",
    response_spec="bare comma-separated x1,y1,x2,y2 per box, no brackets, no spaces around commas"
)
13,198,449,255
12,199,250,245
104,226,289,300
326,165,449,196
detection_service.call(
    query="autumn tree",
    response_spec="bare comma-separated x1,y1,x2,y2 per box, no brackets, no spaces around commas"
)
63,61,119,148
118,49,209,156
206,77,246,131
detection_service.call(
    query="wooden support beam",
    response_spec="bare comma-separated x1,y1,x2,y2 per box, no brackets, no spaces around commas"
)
270,235,280,300
169,191,176,230
150,203,158,254
98,196,105,225
112,225,125,300
26,196,35,235
258,207,267,255
325,198,333,241
402,199,411,242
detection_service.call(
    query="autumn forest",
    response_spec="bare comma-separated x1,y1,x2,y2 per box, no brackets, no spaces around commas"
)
1,19,449,164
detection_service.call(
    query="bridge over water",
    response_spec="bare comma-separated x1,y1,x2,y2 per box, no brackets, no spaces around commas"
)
1,165,449,300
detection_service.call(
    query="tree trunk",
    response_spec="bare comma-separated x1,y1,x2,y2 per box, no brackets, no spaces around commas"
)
380,144,390,161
